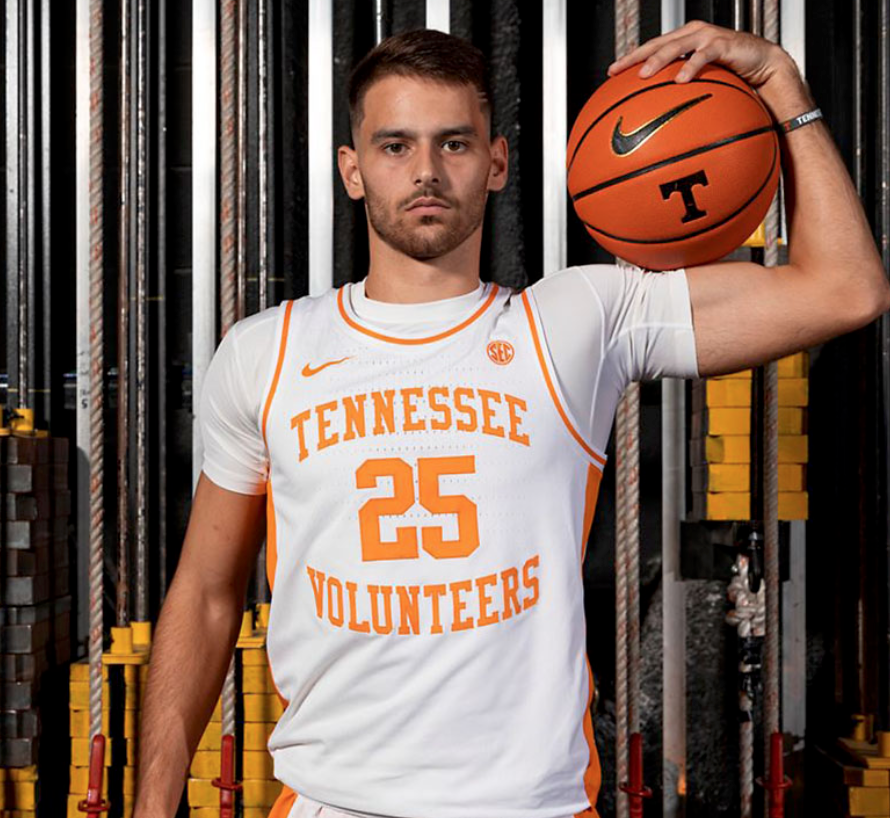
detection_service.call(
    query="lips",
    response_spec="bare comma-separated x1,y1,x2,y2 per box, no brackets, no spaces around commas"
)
407,197,450,211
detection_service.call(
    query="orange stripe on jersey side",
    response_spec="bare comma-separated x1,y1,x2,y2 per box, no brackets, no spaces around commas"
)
520,291,607,468
337,284,499,345
576,463,604,818
266,479,278,594
261,299,295,448
266,785,297,818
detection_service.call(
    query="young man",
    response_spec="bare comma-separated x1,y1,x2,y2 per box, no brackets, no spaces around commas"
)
134,22,889,818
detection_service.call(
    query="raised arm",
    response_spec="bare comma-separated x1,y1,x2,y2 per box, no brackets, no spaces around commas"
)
609,21,890,377
133,474,266,818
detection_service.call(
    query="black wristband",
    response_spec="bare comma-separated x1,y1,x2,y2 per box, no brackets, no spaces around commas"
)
776,108,823,134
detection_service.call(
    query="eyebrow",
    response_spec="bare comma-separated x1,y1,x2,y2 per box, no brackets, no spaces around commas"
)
369,125,478,144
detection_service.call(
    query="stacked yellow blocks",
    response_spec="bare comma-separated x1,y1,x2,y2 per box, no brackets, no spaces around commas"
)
67,623,150,818
690,352,809,521
189,605,283,818
0,765,38,817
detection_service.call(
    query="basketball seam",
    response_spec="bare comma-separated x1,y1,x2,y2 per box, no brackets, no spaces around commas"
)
571,123,776,201
567,76,764,177
581,136,779,245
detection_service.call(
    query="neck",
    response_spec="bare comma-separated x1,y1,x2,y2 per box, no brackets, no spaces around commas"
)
364,226,483,304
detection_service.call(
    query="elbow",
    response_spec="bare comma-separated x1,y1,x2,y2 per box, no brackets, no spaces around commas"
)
849,271,890,330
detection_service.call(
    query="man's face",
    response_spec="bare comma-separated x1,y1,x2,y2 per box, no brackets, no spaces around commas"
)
338,75,508,261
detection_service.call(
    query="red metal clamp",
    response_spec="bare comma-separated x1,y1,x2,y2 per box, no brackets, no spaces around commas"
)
619,732,653,818
77,735,111,815
756,732,792,818
212,734,244,818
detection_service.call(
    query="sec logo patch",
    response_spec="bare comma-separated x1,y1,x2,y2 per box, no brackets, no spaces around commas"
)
487,340,514,366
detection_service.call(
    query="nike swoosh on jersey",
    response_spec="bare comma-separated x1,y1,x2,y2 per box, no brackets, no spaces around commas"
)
302,356,352,377
611,93,712,156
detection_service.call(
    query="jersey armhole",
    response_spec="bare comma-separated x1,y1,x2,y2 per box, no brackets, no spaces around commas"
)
258,300,296,451
519,288,608,471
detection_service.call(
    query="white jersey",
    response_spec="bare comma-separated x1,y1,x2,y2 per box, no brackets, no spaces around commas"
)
198,266,699,818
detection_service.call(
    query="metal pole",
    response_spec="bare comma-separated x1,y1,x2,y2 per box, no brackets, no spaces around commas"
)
879,0,890,737
157,0,169,601
5,0,21,412
117,0,132,628
661,2,687,810
374,0,386,45
87,0,106,743
192,0,217,488
40,0,52,426
24,0,37,419
542,0,566,275
308,0,333,295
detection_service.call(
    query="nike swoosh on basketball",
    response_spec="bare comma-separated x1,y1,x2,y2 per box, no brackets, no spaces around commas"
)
611,93,712,156
302,356,351,377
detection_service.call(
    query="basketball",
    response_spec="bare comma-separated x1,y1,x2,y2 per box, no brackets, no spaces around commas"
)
566,59,780,271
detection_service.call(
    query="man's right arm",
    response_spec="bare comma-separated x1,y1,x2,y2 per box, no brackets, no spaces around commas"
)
133,473,266,818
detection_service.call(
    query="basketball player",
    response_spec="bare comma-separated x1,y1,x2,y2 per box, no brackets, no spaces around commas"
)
133,21,889,818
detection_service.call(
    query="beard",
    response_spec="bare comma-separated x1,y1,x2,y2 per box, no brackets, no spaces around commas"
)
363,180,488,261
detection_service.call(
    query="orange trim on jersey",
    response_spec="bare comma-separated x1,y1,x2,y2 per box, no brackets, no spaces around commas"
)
520,291,607,467
266,784,298,818
266,479,278,594
336,283,499,345
575,463,603,818
261,300,295,447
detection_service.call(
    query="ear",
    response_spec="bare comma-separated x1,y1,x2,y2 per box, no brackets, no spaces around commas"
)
487,134,509,192
337,144,365,201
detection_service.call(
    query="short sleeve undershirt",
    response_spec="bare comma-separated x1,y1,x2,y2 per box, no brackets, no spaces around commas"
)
198,265,699,495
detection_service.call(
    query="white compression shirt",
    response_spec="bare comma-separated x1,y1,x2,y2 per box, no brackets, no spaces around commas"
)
200,264,698,497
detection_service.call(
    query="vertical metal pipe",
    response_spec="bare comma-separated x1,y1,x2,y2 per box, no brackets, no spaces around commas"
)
308,0,333,294
134,0,149,624
117,0,132,628
541,0,566,276
425,0,450,33
879,0,890,735
780,0,808,752
374,0,386,45
6,0,21,411
40,0,52,426
23,0,37,417
192,0,217,488
661,3,688,811
157,0,169,601
87,0,107,743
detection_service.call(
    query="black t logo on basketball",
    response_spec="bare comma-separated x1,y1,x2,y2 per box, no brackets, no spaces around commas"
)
660,170,709,223
611,94,712,156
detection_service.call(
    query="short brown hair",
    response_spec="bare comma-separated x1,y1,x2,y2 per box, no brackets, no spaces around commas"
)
348,29,492,134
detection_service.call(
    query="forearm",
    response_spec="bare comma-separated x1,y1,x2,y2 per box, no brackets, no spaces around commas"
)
133,578,243,818
756,57,886,298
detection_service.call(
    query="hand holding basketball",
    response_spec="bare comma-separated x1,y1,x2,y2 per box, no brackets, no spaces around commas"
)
608,20,795,90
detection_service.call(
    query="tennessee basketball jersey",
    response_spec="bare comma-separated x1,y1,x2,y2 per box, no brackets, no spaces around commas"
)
260,280,606,818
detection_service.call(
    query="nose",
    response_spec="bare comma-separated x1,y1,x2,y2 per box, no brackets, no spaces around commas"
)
412,141,441,187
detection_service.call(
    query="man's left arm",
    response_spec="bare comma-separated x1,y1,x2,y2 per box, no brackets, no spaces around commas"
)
610,21,890,378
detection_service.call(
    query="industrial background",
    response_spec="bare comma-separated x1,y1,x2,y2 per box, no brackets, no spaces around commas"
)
1,0,889,816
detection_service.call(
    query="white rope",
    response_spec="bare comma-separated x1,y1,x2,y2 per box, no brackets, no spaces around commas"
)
613,0,640,798
761,8,783,814
726,554,766,818
88,0,105,742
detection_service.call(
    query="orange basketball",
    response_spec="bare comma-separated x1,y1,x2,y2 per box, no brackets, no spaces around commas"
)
566,60,779,271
